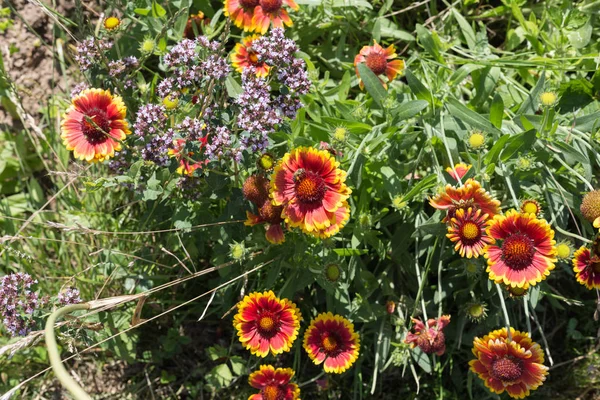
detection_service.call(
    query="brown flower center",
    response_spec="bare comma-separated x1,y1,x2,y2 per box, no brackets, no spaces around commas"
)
416,330,445,354
259,0,282,13
81,109,111,145
501,233,535,270
240,0,259,9
256,311,280,338
260,201,283,224
293,169,327,204
491,356,523,382
461,221,480,241
591,260,600,274
262,385,282,400
322,335,338,352
248,51,260,65
581,190,600,223
365,52,388,75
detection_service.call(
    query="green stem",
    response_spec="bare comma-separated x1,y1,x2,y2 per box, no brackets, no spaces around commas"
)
45,303,92,400
495,283,512,341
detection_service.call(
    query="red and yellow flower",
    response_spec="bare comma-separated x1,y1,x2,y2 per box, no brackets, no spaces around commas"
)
271,147,351,236
485,210,556,289
233,291,302,357
303,312,360,374
429,179,501,223
302,201,351,239
404,315,451,356
469,327,549,399
224,0,259,32
246,201,286,244
445,163,472,182
168,138,207,175
447,207,493,258
231,35,271,78
61,88,131,163
248,365,300,400
252,0,299,35
354,40,405,89
572,246,600,289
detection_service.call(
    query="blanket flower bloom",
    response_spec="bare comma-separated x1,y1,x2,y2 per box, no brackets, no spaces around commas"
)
469,327,549,399
231,35,271,78
429,179,500,223
224,0,259,31
485,210,556,289
271,147,351,236
61,88,131,162
572,246,600,289
354,40,405,89
447,207,493,258
520,199,541,217
248,365,300,400
303,312,360,374
252,0,299,34
445,163,471,182
233,291,302,357
405,315,451,355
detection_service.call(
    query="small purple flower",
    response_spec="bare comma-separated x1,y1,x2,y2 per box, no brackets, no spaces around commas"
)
141,129,174,167
0,273,46,336
164,39,198,68
57,287,82,305
74,37,113,71
70,82,89,98
134,104,168,138
201,55,231,80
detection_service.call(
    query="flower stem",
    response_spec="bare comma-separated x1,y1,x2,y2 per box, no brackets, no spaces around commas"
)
45,303,92,400
495,283,512,341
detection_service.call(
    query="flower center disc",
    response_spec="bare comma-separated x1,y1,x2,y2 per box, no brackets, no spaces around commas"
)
294,170,327,204
501,233,535,270
260,0,282,13
240,0,259,9
81,109,111,144
461,221,480,241
259,315,275,332
322,334,338,353
591,260,600,274
262,385,282,400
365,52,388,75
491,356,523,382
248,51,260,65
522,202,539,214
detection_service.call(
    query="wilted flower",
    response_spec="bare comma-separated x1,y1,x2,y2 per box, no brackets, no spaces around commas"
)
354,40,404,89
581,190,600,228
405,315,451,356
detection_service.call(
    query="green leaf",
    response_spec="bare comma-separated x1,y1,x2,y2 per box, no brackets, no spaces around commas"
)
415,24,444,64
379,18,415,41
392,100,429,122
134,8,151,16
500,129,537,162
225,75,242,98
483,134,512,164
405,69,433,105
333,248,369,256
357,63,386,106
448,64,485,87
516,74,545,115
446,97,502,135
151,1,167,17
489,93,504,129
402,174,438,202
558,79,594,113
570,111,600,132
451,9,476,50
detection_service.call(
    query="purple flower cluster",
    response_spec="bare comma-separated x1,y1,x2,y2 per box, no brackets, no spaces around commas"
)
57,287,82,305
177,117,205,141
201,54,231,80
197,35,220,52
0,273,46,336
134,104,168,138
205,125,241,161
70,82,89,98
108,150,131,174
74,37,113,71
177,176,203,200
141,129,174,166
108,56,139,77
164,39,197,68
252,28,298,67
277,58,311,95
